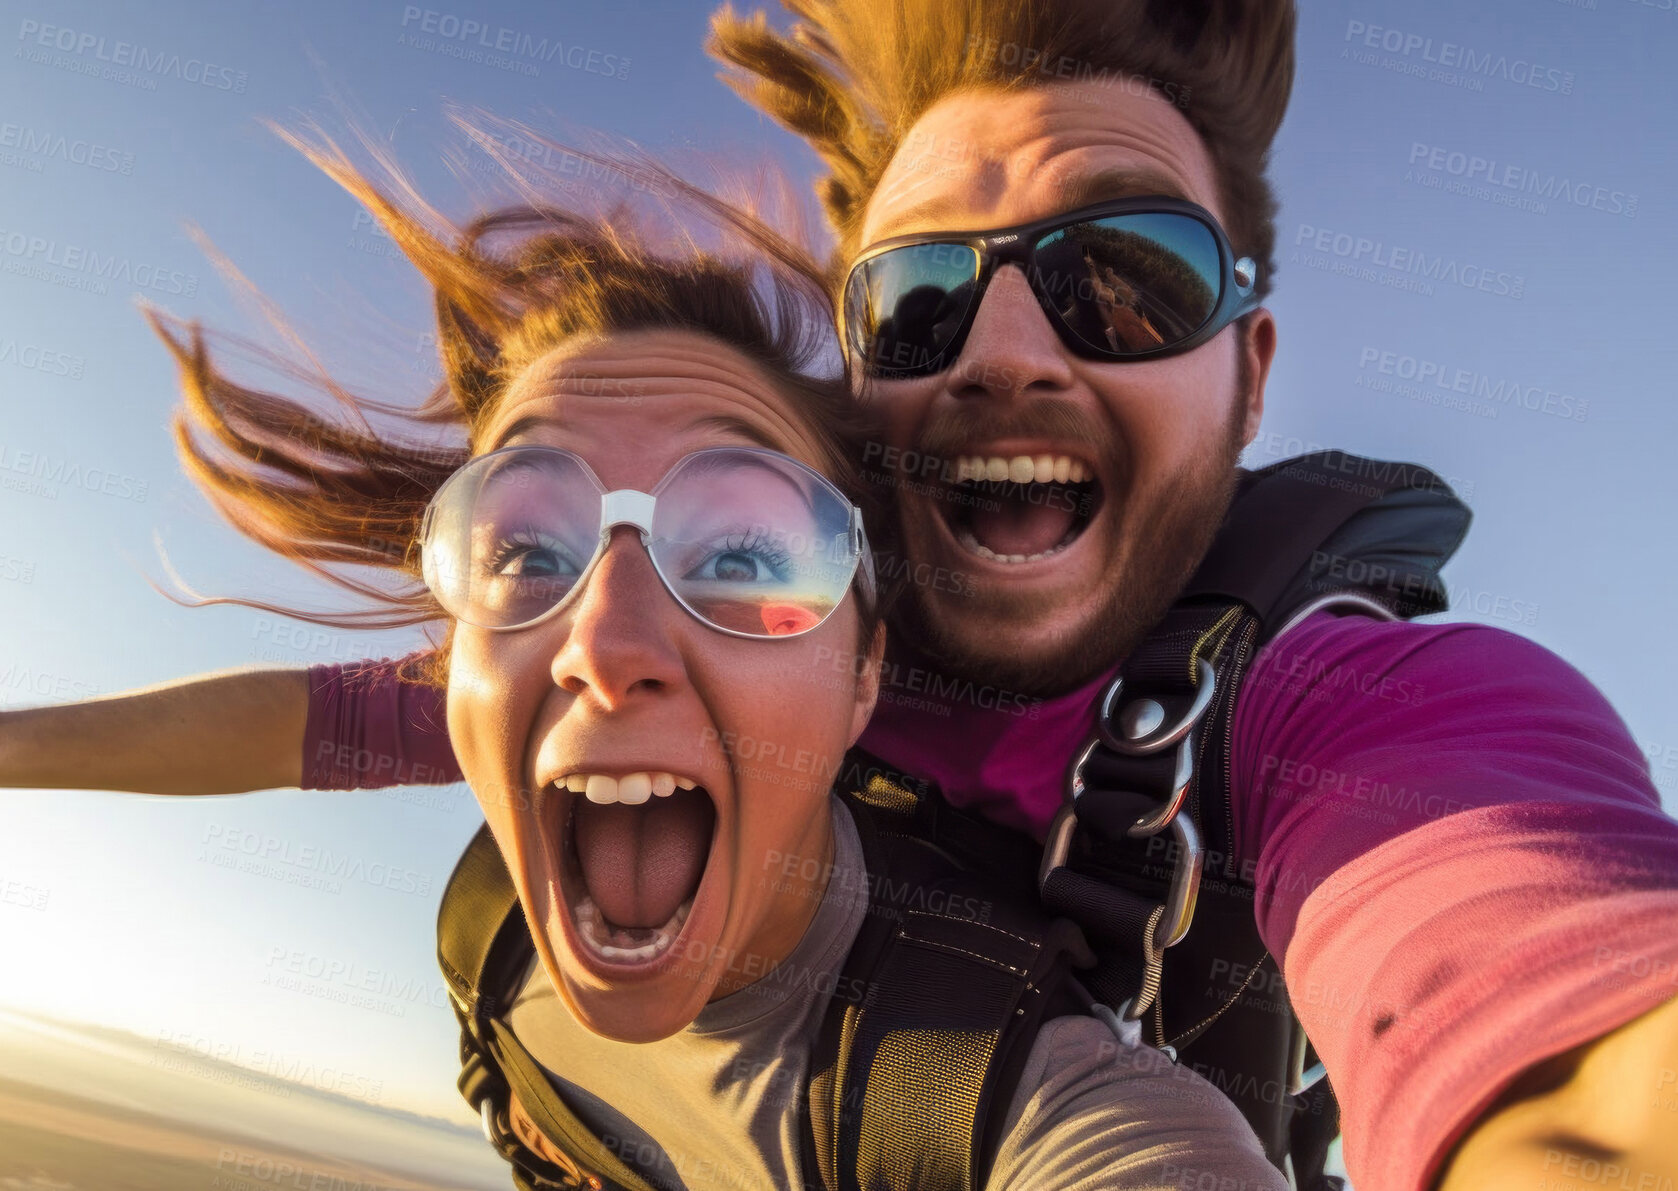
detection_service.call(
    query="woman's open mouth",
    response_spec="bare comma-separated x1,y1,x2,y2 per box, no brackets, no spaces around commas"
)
935,452,1104,564
551,771,718,969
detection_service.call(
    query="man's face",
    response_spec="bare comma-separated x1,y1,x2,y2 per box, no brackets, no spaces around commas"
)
857,79,1276,695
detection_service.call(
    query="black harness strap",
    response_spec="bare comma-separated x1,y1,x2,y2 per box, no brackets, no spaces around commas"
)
1038,451,1468,1183
808,779,1095,1191
437,823,655,1191
440,774,1093,1191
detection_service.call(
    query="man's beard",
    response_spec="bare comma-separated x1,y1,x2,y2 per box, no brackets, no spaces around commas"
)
889,395,1250,699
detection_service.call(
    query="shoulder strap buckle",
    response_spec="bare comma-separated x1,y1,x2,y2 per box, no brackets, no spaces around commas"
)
1082,655,1217,836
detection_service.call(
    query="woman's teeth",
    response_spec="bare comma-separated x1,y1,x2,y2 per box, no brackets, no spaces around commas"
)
954,453,1090,484
574,892,690,962
559,772,698,805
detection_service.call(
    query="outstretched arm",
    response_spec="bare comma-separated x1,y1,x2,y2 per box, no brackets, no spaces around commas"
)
1,652,462,796
0,667,310,795
1232,613,1678,1190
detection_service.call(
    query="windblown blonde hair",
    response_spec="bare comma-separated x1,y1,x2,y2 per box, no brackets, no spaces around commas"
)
148,122,881,681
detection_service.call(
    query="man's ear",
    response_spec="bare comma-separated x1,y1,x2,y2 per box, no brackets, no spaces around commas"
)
1238,309,1277,447
847,622,887,747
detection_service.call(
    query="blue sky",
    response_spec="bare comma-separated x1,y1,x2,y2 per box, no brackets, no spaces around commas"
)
0,0,1674,1166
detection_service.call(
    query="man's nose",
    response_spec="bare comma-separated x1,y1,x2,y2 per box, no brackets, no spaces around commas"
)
945,264,1076,401
548,528,685,711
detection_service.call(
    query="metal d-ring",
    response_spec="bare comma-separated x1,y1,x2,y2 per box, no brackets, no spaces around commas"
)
1125,728,1197,839
1156,812,1202,948
1097,658,1219,756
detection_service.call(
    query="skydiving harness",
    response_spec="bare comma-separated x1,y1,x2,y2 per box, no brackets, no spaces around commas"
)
439,766,1096,1191
1035,449,1470,1187
437,450,1470,1191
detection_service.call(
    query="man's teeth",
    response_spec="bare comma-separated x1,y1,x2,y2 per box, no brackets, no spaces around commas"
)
956,529,1080,565
954,454,1090,485
574,893,690,962
560,772,698,805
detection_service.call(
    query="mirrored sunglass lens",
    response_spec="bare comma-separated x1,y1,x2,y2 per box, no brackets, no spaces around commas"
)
427,451,600,627
651,453,856,637
848,243,981,376
1034,214,1221,355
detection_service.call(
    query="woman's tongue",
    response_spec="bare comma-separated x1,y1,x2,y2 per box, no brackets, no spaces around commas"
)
964,489,1077,557
573,789,711,928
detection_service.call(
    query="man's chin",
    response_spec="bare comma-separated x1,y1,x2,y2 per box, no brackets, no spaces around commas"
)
901,581,1144,697
895,476,1241,698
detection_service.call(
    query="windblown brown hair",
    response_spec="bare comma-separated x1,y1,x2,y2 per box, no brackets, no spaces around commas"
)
708,0,1295,298
148,126,880,682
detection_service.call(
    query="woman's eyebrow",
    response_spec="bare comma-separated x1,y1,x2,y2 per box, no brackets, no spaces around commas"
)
676,424,821,516
684,413,783,451
487,413,564,451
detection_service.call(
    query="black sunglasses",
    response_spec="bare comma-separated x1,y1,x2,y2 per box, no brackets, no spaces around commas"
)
841,196,1260,380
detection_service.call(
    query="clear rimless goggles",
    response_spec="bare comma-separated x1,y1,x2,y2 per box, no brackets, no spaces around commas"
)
420,445,874,639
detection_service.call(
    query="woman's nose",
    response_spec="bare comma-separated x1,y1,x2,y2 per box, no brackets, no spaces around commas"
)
548,527,686,710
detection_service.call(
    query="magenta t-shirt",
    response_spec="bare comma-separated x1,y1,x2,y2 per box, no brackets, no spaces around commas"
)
303,611,1678,1191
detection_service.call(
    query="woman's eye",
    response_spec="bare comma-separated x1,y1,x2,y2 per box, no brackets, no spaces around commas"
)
709,551,765,581
685,533,791,583
487,533,580,579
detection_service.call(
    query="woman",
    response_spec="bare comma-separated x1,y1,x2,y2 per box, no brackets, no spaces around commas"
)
3,131,1284,1190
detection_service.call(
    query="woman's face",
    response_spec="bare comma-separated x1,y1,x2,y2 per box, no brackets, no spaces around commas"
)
446,329,881,1043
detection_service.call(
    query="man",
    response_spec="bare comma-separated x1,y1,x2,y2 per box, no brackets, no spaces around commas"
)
5,2,1676,1188
700,5,1678,1188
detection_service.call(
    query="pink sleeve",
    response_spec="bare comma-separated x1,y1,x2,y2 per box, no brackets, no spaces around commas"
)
1231,612,1678,1191
302,654,462,789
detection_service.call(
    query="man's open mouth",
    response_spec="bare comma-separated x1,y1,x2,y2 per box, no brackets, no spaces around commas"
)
936,452,1104,563
551,771,718,967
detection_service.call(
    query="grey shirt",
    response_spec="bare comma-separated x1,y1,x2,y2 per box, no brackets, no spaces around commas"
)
507,800,1286,1191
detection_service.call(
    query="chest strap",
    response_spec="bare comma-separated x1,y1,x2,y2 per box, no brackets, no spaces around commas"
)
805,781,1094,1191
